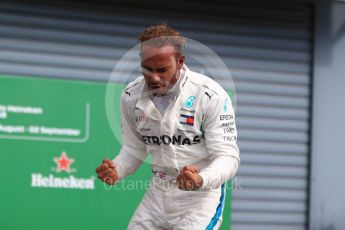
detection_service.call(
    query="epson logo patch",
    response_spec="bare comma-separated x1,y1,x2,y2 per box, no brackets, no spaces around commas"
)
220,115,234,121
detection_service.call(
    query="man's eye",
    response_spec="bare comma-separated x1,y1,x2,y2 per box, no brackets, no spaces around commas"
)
157,68,167,73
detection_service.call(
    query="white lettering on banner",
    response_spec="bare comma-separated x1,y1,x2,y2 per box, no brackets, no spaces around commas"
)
31,173,95,190
6,105,43,115
40,127,80,136
0,124,25,133
0,103,89,142
0,125,80,136
28,126,40,134
0,111,7,119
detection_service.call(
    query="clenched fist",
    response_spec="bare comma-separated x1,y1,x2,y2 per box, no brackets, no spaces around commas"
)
176,165,203,191
96,159,118,185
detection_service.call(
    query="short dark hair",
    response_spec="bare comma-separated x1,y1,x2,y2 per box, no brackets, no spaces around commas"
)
138,23,186,54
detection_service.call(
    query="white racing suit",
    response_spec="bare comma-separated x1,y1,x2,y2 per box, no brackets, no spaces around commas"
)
113,65,240,230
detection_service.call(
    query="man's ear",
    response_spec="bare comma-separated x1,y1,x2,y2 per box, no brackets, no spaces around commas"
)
177,55,185,69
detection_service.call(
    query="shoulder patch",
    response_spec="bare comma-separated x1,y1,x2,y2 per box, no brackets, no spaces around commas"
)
124,89,133,97
204,89,217,99
204,91,212,99
122,77,144,96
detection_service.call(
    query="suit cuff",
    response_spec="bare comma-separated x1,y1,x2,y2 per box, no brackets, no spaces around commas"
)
198,171,210,190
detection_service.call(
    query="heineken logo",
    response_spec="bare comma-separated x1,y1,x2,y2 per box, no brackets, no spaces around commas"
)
31,151,95,190
54,151,74,173
31,174,94,189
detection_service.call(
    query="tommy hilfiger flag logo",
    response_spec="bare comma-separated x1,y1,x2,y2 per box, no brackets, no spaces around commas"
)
180,114,194,126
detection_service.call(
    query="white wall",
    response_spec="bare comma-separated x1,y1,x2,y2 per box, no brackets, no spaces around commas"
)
310,1,345,229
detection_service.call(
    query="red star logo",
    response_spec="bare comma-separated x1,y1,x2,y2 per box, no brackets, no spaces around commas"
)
54,151,74,173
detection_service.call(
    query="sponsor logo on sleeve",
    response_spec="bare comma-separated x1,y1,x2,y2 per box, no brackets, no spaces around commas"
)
221,122,234,127
223,127,235,134
223,136,237,142
220,114,234,121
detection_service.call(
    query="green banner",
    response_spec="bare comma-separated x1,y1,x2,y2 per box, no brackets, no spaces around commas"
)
0,75,231,230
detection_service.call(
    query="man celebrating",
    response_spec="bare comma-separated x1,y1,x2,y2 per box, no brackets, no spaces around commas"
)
96,24,240,230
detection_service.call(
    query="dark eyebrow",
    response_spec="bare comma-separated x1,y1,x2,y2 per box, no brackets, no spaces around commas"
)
141,65,152,71
141,65,171,72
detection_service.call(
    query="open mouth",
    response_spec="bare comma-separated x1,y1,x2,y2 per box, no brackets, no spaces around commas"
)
150,85,162,89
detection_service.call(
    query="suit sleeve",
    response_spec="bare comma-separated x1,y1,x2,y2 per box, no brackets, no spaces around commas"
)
198,92,240,189
112,94,148,179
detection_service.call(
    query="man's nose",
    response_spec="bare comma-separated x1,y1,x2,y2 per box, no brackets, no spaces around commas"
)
148,72,160,83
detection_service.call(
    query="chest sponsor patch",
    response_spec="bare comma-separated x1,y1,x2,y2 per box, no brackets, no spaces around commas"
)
141,135,201,145
135,116,148,122
180,107,195,113
139,127,151,132
184,96,196,108
179,114,194,126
